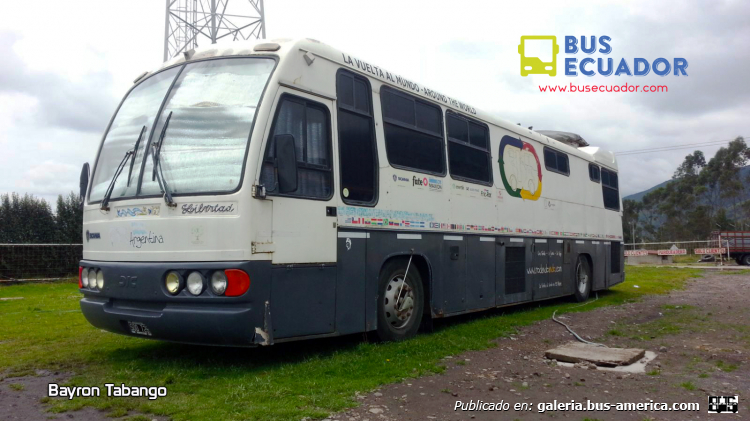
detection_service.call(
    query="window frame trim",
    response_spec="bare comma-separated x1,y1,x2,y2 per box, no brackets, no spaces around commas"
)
87,55,279,205
335,68,379,207
379,85,447,177
261,92,335,201
445,110,493,187
543,146,571,177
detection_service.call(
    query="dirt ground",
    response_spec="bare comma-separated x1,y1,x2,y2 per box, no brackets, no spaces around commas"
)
1,271,748,420
336,271,749,420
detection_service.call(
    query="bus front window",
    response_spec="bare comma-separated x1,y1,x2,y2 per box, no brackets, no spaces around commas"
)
89,57,275,203
140,58,275,197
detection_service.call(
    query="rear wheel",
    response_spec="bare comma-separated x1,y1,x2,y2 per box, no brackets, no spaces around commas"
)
573,255,592,302
742,254,750,266
376,259,424,342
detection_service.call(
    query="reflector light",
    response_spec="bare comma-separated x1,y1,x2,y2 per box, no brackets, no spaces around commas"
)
224,269,250,297
78,267,83,288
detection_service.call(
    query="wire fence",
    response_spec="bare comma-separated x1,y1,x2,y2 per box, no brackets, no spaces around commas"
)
0,244,82,282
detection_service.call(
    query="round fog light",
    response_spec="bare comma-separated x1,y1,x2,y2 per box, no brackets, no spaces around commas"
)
186,272,204,296
81,268,90,288
211,271,227,295
165,271,182,295
96,270,104,290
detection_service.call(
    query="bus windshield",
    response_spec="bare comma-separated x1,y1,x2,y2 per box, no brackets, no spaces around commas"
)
89,57,275,203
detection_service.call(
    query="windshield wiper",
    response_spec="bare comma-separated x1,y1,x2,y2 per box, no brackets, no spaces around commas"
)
151,111,176,207
100,125,146,211
126,125,147,187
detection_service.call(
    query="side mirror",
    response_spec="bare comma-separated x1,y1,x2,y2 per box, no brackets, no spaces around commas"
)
275,134,298,193
79,162,90,207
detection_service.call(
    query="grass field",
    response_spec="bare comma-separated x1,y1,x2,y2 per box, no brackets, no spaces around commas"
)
0,266,701,420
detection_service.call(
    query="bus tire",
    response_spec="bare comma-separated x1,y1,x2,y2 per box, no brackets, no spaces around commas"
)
376,259,424,342
742,254,750,266
573,255,592,302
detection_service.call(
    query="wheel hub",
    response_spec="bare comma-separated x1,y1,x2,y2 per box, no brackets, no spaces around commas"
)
383,275,415,329
577,263,588,294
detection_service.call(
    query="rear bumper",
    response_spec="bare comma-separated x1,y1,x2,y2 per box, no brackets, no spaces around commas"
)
78,260,272,346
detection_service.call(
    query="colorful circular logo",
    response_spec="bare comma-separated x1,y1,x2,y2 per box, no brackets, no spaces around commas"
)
498,136,542,201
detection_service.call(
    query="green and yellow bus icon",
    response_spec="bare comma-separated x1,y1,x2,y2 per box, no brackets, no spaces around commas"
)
518,36,559,76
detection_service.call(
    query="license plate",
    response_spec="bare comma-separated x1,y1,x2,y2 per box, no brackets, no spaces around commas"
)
127,321,152,336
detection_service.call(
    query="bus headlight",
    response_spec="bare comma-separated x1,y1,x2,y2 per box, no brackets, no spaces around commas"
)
186,272,204,296
165,271,182,295
96,270,105,289
210,271,227,295
89,270,99,290
81,268,90,287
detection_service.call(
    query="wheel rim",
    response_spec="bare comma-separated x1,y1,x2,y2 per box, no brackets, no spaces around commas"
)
576,262,588,294
383,274,415,329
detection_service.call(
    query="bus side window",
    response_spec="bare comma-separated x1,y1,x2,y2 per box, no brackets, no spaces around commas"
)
445,111,492,185
601,168,620,211
260,94,333,199
336,70,377,205
380,86,445,175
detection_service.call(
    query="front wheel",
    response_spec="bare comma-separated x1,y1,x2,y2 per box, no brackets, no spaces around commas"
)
742,254,750,266
376,259,424,342
573,255,592,302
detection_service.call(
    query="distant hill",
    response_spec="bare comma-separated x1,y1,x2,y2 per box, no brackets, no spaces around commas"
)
624,166,750,202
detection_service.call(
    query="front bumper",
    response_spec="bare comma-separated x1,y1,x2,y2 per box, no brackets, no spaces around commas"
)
79,260,272,346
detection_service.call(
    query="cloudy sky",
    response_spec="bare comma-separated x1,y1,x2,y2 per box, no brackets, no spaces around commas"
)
1,0,748,207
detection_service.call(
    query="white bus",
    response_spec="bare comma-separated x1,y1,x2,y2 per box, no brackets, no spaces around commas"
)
78,38,624,346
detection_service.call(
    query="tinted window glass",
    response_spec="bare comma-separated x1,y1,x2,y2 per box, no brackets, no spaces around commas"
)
448,142,491,182
469,122,488,149
382,90,415,125
415,101,441,133
446,112,491,184
447,115,468,143
601,168,620,211
337,70,377,204
544,149,557,171
337,73,354,108
589,163,600,182
381,87,444,174
543,147,569,176
384,124,444,174
557,153,569,174
260,96,332,199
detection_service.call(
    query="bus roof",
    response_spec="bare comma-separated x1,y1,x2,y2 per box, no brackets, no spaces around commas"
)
148,38,618,171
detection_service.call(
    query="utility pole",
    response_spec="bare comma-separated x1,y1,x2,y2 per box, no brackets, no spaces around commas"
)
164,0,266,62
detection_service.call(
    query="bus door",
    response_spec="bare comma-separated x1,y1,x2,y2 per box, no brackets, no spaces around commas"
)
496,237,532,305
260,89,338,339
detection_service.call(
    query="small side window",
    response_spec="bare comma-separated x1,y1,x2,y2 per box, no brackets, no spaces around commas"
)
260,95,333,199
543,147,570,176
601,167,620,211
589,163,600,183
446,111,492,185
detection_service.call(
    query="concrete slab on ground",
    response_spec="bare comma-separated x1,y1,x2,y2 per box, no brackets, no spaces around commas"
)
545,342,645,367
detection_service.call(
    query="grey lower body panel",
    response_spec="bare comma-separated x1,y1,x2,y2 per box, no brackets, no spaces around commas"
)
79,231,625,346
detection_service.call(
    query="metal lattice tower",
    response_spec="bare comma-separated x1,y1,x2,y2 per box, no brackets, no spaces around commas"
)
164,0,266,61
